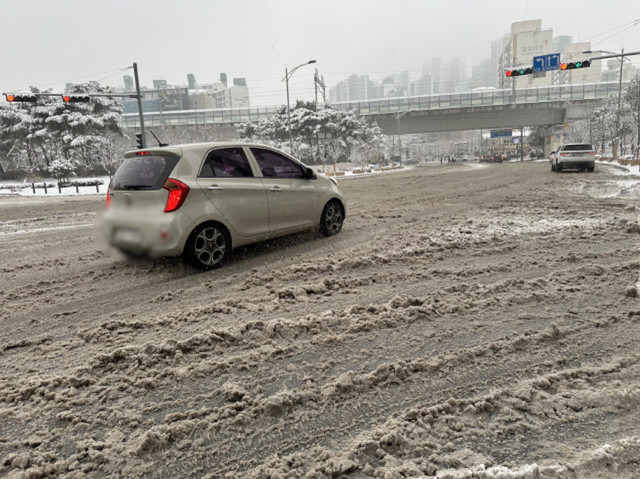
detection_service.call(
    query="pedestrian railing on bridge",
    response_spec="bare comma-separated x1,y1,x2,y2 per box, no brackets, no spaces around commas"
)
122,81,625,129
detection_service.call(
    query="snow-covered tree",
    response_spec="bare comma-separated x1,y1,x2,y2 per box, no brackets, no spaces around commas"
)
587,78,640,156
48,158,77,183
237,102,384,164
0,82,126,178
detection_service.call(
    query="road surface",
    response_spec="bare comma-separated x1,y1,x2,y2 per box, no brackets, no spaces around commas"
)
1,161,639,478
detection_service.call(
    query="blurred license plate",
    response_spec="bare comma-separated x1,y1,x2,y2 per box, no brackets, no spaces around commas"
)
114,228,142,244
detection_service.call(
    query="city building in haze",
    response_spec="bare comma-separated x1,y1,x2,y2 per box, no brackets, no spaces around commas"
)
187,73,197,89
121,72,250,113
123,75,134,92
601,58,639,82
498,19,554,88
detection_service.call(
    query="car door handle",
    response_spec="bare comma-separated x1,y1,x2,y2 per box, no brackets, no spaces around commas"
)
270,186,282,192
206,185,222,191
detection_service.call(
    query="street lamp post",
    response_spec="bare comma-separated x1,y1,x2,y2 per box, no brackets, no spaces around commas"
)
282,60,316,152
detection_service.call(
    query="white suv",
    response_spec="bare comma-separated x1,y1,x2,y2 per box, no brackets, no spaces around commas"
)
101,142,345,269
550,143,596,172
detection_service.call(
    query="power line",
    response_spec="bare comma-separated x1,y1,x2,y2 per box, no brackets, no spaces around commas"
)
584,18,640,43
592,19,640,48
8,65,132,93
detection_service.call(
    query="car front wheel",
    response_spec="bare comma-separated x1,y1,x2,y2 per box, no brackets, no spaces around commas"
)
320,200,344,236
185,223,229,270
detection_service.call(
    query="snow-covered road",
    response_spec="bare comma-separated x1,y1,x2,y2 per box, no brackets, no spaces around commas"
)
1,161,639,478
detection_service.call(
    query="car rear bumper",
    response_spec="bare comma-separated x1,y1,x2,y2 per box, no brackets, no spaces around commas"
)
101,208,195,257
558,160,595,170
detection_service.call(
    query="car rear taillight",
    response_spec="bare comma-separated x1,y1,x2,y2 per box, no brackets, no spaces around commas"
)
105,188,111,208
163,178,190,213
560,153,569,156
589,152,595,155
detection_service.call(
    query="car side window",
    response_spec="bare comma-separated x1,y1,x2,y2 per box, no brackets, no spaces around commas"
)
251,148,304,179
200,148,253,178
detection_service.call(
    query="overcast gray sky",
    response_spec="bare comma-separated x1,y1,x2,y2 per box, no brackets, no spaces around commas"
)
2,0,640,106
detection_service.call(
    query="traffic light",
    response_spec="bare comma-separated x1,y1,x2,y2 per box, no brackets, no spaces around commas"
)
63,95,90,103
560,60,591,70
5,94,37,102
135,132,144,149
505,67,533,77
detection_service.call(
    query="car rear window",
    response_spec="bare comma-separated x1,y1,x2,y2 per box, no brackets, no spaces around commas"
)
111,155,179,190
563,144,593,151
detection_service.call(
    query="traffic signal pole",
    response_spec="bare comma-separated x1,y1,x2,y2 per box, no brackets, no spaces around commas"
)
133,62,146,148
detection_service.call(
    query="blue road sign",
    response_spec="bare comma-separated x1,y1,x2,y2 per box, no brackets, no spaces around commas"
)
533,53,561,72
490,129,513,138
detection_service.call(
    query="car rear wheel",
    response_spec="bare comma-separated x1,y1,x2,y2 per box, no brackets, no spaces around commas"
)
185,223,229,270
555,160,562,172
320,200,344,236
588,166,595,173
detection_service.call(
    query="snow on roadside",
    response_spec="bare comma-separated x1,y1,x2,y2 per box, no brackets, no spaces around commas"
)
0,176,110,197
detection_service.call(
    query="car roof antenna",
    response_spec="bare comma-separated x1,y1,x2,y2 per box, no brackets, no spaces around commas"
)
149,129,168,147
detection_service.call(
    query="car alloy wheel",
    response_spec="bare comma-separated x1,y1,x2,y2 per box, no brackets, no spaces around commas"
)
187,223,229,269
320,200,344,236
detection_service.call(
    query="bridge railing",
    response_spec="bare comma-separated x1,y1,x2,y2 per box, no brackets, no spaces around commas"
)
334,81,623,115
122,81,624,128
122,106,282,129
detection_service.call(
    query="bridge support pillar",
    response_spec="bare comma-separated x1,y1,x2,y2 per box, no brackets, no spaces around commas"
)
543,126,564,159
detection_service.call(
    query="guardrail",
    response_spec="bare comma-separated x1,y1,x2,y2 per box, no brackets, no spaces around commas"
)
0,180,103,195
122,81,626,129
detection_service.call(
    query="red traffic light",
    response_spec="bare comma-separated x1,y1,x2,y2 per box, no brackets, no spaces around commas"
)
5,94,37,102
560,60,591,71
63,95,90,103
506,67,533,77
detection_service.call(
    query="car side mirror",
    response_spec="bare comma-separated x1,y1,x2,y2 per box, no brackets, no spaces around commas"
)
304,167,316,179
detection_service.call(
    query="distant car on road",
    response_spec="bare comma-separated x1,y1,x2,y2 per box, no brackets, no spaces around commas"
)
102,142,346,269
550,143,596,172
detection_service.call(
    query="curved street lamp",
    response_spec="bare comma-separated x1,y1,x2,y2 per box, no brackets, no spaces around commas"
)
282,60,316,152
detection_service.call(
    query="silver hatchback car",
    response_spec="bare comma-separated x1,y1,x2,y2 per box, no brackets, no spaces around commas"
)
101,142,345,269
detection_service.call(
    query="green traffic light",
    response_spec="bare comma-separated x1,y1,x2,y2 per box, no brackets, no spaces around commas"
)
575,62,582,68
519,69,525,75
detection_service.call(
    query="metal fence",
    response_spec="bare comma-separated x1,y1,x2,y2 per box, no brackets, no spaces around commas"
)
122,81,626,129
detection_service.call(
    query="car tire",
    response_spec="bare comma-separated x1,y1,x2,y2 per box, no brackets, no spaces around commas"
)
551,161,556,172
184,222,230,270
588,166,595,173
320,200,344,237
555,160,562,172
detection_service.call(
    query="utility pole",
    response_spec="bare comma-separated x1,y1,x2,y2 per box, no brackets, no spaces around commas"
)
133,62,146,148
615,48,624,160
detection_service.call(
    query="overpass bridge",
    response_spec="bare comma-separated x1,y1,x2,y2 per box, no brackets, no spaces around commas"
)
122,81,625,134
